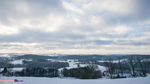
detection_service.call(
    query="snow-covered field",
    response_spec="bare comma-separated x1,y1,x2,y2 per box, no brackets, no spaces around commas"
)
10,59,32,65
0,77,150,84
10,59,24,65
0,68,24,72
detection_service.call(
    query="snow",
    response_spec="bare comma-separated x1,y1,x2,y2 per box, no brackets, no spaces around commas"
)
0,53,25,57
98,59,127,63
10,59,24,65
10,59,32,65
11,68,24,71
97,65,106,72
46,59,67,62
47,59,56,62
0,54,10,57
0,68,24,72
0,77,150,84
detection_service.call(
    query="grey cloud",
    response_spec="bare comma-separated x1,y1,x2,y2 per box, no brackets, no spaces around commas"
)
114,0,150,24
0,0,64,25
93,40,114,45
0,0,150,53
115,40,150,46
0,27,149,47
0,28,85,43
0,44,22,47
82,0,150,26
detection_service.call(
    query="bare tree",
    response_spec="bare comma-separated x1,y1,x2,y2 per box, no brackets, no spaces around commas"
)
86,60,98,70
136,57,147,77
118,57,123,77
126,55,136,77
104,58,116,79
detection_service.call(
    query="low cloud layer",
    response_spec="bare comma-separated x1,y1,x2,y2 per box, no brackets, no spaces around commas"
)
0,0,150,54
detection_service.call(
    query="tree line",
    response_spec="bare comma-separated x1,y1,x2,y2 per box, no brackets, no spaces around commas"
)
1,67,59,77
1,55,150,79
103,55,150,78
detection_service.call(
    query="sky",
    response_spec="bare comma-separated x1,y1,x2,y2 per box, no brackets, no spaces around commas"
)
0,0,150,54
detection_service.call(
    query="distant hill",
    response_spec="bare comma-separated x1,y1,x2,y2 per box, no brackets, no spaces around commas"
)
12,54,150,62
16,54,57,59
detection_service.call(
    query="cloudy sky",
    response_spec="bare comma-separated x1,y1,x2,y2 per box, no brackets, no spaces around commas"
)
0,0,150,54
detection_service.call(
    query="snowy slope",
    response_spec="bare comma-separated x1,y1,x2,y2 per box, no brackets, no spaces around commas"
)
10,59,32,65
1,77,150,84
0,68,24,72
58,60,106,72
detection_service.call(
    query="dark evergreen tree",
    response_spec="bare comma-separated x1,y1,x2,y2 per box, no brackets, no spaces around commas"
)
62,61,102,79
20,69,25,76
26,68,30,76
74,66,102,79
2,67,7,73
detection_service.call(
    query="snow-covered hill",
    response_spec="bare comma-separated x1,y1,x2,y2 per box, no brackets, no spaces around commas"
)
58,59,106,72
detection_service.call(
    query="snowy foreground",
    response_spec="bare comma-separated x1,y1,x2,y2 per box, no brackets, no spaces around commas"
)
1,77,150,84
